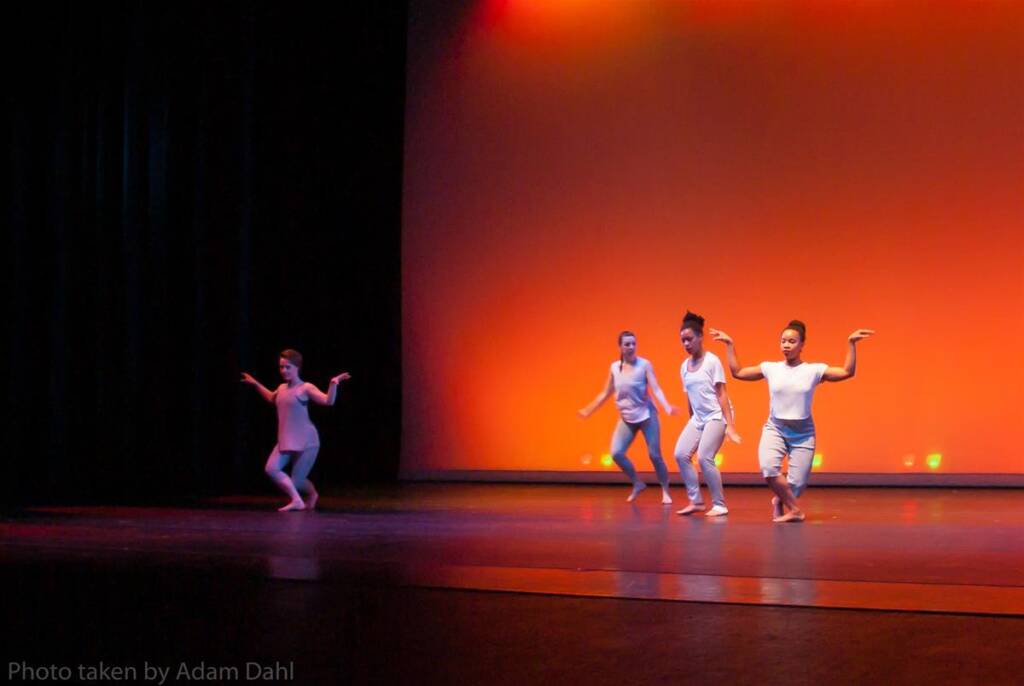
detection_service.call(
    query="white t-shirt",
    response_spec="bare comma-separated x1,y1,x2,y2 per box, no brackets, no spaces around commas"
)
611,358,654,423
760,361,828,420
681,352,726,426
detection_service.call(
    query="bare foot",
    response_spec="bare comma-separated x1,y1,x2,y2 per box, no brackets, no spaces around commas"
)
627,482,647,503
705,505,729,517
304,492,319,511
661,489,673,505
676,503,705,515
773,510,805,523
771,496,783,519
278,500,306,512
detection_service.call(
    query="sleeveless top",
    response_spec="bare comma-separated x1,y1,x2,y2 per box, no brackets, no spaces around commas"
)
611,357,655,423
274,383,320,451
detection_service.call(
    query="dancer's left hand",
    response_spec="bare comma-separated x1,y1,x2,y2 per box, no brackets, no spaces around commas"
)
726,426,742,444
331,372,352,385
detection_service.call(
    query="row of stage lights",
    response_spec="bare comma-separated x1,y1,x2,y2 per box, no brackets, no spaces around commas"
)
580,452,944,470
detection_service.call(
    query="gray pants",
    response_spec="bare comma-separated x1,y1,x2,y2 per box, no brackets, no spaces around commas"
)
674,418,727,507
758,418,815,498
611,414,669,488
265,445,320,495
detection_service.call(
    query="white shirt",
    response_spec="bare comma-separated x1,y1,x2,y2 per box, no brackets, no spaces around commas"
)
611,358,654,423
681,352,726,426
760,361,828,420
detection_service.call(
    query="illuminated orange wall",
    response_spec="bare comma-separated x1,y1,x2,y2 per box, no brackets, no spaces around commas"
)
402,1,1024,475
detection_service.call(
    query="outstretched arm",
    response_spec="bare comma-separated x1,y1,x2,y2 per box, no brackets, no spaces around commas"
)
241,373,275,403
646,365,678,416
708,329,763,381
306,373,353,406
823,329,874,382
578,372,615,418
715,383,742,443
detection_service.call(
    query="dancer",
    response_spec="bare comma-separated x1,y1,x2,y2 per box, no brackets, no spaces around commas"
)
710,321,874,522
578,331,678,504
674,312,741,517
241,349,350,512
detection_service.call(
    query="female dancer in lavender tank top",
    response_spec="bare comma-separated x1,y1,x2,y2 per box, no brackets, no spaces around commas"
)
241,349,350,512
710,321,874,522
578,331,679,504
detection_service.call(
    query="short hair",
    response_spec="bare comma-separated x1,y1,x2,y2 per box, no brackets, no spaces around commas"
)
279,349,303,369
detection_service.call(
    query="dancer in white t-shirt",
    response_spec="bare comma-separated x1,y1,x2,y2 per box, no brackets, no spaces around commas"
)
710,321,874,522
674,312,742,517
579,331,679,504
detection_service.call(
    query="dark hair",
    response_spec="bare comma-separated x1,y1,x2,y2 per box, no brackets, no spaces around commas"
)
279,349,303,370
782,320,807,341
617,330,636,371
680,310,705,335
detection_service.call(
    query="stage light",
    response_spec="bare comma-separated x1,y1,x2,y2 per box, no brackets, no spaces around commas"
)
714,453,724,467
902,454,915,468
812,453,823,469
926,453,942,470
580,454,592,466
600,453,613,468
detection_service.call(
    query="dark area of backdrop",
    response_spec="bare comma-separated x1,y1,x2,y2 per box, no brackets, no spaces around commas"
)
5,2,406,505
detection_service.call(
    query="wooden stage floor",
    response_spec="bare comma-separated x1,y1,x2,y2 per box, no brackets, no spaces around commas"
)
3,484,1022,684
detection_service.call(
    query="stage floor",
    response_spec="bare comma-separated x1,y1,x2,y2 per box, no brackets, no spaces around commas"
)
3,484,1023,684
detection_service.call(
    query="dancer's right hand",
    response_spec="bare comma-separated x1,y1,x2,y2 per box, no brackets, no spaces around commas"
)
848,329,875,343
577,408,589,419
240,372,256,385
708,328,732,345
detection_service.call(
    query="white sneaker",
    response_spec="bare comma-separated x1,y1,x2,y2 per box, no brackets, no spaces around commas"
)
705,505,729,517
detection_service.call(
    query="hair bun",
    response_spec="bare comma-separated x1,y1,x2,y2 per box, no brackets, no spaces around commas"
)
785,320,807,339
680,311,705,334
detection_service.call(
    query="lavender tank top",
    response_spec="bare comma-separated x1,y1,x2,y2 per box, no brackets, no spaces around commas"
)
611,358,654,423
274,383,320,451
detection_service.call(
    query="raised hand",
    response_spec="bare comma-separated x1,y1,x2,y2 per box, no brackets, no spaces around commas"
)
848,329,875,343
331,372,352,385
708,328,733,345
240,372,257,385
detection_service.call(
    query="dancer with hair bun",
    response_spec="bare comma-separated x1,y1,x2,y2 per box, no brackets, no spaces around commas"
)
579,331,678,504
674,311,741,517
710,322,874,522
241,349,351,512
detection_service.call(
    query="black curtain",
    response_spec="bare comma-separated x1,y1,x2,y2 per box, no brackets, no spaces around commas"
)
5,2,406,505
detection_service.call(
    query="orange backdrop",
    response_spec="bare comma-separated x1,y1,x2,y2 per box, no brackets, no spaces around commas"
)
402,0,1024,475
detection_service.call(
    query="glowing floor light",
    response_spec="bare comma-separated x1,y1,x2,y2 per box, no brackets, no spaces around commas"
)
714,453,724,467
902,454,916,468
926,453,942,470
812,453,823,470
580,454,592,466
600,453,614,468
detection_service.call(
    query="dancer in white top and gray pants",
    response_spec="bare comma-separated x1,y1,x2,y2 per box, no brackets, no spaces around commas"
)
673,312,742,517
579,331,679,504
710,321,874,522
